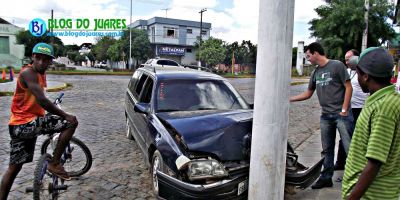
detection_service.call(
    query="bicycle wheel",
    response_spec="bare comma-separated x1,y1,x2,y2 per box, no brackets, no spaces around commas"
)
41,137,92,177
33,153,53,200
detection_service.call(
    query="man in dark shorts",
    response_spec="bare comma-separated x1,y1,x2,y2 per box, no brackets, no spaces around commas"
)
0,43,78,200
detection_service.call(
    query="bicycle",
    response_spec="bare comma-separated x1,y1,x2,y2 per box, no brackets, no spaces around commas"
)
26,93,92,200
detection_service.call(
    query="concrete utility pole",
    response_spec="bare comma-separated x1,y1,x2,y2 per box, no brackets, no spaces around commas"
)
362,0,369,51
129,0,133,70
248,0,294,199
296,41,305,76
198,8,207,67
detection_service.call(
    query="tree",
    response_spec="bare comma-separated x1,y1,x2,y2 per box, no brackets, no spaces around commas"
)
75,54,86,66
223,41,239,65
120,29,153,68
197,37,226,68
63,45,80,56
66,51,79,65
107,40,124,62
92,36,116,61
309,0,396,59
239,40,257,64
131,33,153,67
16,30,64,57
223,40,257,66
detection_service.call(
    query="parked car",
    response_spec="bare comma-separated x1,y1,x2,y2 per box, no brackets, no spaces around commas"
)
125,66,323,199
140,58,182,68
94,61,107,68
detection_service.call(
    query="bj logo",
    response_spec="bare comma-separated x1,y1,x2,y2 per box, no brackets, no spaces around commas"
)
29,18,47,37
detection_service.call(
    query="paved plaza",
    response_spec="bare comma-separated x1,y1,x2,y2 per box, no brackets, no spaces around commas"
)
0,75,343,199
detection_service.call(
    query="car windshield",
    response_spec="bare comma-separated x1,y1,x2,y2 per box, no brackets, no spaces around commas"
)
156,79,249,112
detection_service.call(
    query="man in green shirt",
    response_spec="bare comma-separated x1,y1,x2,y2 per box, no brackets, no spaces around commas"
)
342,47,400,200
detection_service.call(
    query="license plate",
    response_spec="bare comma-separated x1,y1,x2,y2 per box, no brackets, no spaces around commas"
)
237,180,248,196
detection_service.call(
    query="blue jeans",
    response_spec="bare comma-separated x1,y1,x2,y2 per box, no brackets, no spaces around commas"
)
319,112,354,181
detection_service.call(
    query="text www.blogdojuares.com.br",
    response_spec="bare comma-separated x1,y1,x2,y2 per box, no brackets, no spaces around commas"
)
47,30,124,37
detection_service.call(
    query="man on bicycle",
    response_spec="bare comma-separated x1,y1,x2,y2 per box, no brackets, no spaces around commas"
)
0,43,78,200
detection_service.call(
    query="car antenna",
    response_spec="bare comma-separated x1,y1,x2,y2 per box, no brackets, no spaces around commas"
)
153,67,156,73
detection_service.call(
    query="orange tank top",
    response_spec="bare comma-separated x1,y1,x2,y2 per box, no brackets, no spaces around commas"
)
9,66,47,125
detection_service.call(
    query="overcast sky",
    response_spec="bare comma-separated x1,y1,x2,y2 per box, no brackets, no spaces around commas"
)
0,0,326,46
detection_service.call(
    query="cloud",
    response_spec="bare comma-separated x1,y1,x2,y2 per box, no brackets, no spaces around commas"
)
294,0,326,22
171,0,218,9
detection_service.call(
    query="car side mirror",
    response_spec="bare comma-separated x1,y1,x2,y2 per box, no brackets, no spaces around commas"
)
134,103,150,114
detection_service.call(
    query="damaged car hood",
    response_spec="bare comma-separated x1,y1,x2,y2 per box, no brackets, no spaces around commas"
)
156,110,253,161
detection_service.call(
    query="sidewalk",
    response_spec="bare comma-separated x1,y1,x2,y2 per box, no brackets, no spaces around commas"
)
285,132,343,200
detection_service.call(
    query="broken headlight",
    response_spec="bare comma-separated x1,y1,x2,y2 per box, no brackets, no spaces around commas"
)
187,159,228,181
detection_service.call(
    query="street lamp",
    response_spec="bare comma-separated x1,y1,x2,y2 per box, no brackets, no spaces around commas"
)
198,8,207,68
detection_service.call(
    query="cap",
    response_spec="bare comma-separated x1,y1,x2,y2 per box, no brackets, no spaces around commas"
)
358,47,393,77
348,56,359,68
32,43,55,58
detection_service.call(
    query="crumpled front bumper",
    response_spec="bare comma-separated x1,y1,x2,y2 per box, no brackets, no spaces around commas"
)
156,157,324,199
285,157,324,189
156,171,248,200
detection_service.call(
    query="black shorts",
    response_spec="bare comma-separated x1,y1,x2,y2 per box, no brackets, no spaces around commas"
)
8,115,71,165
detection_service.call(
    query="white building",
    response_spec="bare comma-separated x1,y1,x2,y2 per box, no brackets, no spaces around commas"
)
0,18,25,69
131,17,211,65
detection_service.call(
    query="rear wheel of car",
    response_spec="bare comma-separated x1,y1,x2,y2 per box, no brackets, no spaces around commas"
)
151,150,166,195
126,118,134,140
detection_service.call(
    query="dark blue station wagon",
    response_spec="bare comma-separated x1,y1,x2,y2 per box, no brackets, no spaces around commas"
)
125,66,323,199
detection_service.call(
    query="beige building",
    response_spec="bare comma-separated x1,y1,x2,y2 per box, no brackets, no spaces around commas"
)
0,18,25,69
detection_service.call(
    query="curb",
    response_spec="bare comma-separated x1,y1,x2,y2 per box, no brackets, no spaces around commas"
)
290,81,308,86
0,83,71,96
46,83,71,92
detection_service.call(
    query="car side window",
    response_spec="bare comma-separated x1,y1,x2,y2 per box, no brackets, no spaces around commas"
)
167,60,178,66
135,73,149,97
128,71,142,94
157,60,167,66
139,78,154,103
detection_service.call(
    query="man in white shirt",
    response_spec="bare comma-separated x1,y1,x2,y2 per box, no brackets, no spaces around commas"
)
335,49,369,171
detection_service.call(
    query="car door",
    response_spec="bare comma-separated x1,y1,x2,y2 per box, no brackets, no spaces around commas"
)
136,77,154,150
126,71,150,156
126,70,142,126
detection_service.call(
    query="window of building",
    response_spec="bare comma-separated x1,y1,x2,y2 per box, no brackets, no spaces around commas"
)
151,27,155,42
186,48,192,53
187,29,192,34
164,26,178,38
0,36,10,54
201,30,207,35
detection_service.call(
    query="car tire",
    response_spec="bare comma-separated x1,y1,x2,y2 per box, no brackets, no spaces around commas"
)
151,150,166,195
126,118,134,140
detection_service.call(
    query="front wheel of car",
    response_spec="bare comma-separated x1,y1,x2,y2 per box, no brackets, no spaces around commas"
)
151,150,166,195
126,118,134,140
